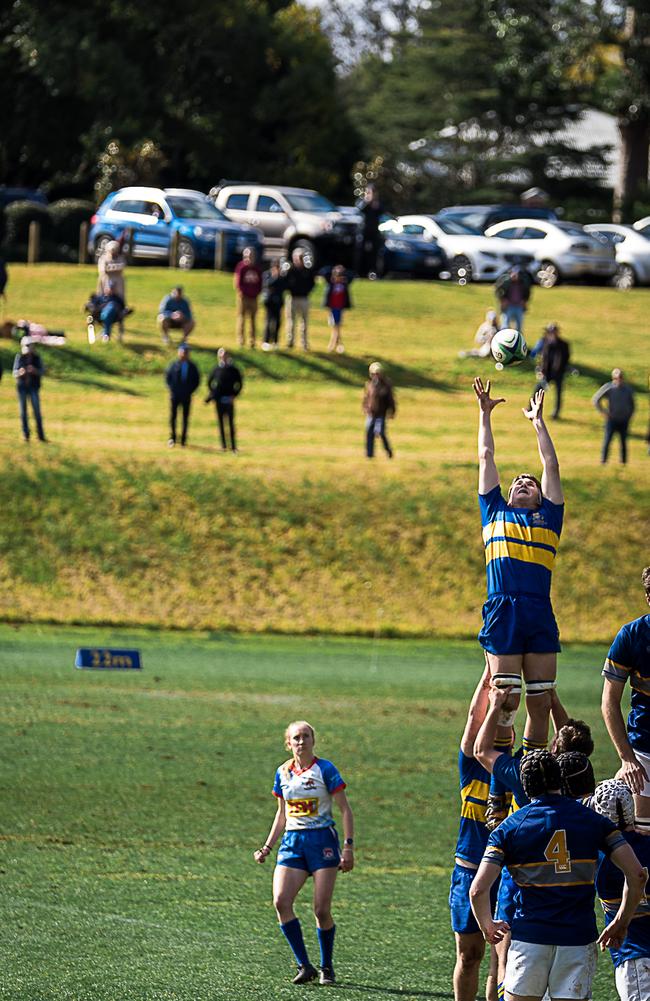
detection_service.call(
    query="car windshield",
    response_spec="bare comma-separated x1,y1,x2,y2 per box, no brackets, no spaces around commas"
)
167,196,227,221
432,216,481,235
442,212,487,232
284,192,336,213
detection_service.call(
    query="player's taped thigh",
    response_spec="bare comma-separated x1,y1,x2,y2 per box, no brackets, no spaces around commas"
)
525,679,557,698
493,673,521,727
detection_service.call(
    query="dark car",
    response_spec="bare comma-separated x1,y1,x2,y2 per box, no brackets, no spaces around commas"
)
88,186,263,270
380,231,447,279
438,204,558,234
0,187,48,210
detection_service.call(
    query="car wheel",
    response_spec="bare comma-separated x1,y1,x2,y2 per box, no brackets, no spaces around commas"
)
537,260,560,288
612,263,636,289
292,238,316,270
451,254,473,284
177,238,196,270
94,235,112,261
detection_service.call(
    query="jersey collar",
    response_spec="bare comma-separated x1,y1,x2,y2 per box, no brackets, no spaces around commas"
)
290,756,317,775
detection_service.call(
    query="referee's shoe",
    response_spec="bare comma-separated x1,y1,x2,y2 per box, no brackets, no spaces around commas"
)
319,967,336,985
292,964,317,984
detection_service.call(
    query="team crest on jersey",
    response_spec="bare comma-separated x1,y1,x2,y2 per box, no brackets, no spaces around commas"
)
531,511,546,526
322,847,334,859
303,777,317,789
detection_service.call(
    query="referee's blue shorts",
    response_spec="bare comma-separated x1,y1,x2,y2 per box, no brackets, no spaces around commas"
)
449,863,499,935
276,827,341,873
479,594,560,655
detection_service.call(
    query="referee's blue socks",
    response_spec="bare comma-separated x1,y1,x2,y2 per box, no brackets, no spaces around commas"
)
317,924,336,969
280,918,310,967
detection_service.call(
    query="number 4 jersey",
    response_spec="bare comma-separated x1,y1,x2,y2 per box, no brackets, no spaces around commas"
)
484,794,625,945
273,757,346,830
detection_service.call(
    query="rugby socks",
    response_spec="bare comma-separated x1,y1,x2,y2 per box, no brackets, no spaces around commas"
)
280,918,310,967
522,736,546,755
497,981,505,1000
317,924,336,969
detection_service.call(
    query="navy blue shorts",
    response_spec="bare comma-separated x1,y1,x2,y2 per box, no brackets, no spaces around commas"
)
478,594,561,656
449,863,499,935
276,827,341,873
329,307,343,326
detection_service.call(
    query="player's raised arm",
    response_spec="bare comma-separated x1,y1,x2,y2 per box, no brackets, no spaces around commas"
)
473,377,505,495
459,663,492,757
473,682,516,772
522,389,563,504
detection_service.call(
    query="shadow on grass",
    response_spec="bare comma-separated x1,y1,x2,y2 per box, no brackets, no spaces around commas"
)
54,345,121,376
234,349,451,391
48,374,143,396
338,983,451,999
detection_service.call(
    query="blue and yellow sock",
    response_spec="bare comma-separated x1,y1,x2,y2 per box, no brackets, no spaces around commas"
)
280,918,310,967
317,924,336,969
497,980,505,1000
522,736,546,755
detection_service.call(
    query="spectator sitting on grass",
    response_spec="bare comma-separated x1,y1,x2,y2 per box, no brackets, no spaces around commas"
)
158,286,195,345
459,309,499,359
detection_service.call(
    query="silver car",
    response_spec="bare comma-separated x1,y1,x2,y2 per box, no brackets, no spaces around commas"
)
484,219,617,287
584,224,650,287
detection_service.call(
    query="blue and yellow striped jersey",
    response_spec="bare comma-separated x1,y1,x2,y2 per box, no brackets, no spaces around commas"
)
602,615,650,753
596,829,650,968
455,750,491,866
484,794,625,946
479,485,564,597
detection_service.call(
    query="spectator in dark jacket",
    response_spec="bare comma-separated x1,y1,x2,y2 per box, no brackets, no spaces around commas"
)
321,264,354,354
494,266,533,332
165,343,200,447
593,368,635,464
363,361,396,459
261,261,285,351
534,323,571,419
206,348,243,452
234,247,262,348
13,339,46,441
357,184,384,277
285,249,315,350
0,257,8,301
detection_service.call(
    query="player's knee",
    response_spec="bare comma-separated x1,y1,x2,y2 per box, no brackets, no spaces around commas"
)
273,891,293,914
457,939,484,968
313,902,332,925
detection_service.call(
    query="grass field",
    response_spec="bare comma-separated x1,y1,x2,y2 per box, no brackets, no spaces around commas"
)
0,625,631,1000
0,265,647,639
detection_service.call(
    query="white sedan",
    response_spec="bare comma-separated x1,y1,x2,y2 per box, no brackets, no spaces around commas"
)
584,223,650,287
484,219,617,287
379,214,532,283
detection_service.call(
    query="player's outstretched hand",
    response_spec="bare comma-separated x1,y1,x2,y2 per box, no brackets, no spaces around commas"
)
597,916,630,951
523,388,545,422
616,757,649,796
473,377,505,413
481,918,510,945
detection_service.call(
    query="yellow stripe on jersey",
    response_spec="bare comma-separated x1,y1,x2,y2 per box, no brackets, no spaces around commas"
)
462,800,487,821
482,520,560,550
485,539,556,572
460,777,489,821
631,673,650,696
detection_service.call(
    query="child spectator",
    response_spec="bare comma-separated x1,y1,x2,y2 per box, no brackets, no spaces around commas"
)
459,309,499,359
322,264,353,354
261,261,285,351
363,362,396,459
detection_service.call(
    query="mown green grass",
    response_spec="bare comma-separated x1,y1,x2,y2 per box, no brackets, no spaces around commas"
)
0,627,628,1000
0,265,647,638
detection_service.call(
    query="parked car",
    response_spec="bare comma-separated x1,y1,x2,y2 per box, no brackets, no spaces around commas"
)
584,224,650,288
380,231,447,279
0,187,48,210
380,214,532,282
213,183,359,267
88,187,263,269
438,203,557,233
484,219,617,287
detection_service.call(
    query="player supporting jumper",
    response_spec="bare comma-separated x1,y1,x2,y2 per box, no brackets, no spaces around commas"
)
592,779,650,1001
473,378,564,752
451,665,510,1001
470,750,646,1001
253,720,354,986
601,567,650,834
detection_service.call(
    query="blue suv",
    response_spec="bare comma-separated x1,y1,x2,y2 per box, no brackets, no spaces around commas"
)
88,186,263,269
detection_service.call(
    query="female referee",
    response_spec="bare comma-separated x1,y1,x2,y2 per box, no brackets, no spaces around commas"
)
253,720,354,986
473,378,564,751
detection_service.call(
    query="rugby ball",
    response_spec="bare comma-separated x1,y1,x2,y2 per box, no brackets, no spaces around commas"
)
491,327,528,366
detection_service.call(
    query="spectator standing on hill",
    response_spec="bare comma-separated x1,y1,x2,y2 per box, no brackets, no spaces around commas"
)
13,338,46,441
234,247,262,349
97,238,130,342
494,266,532,333
285,248,315,351
593,368,635,464
357,183,384,278
158,286,195,345
165,343,200,448
0,256,8,306
534,323,571,420
321,265,353,354
363,362,395,459
206,348,243,453
261,261,285,350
